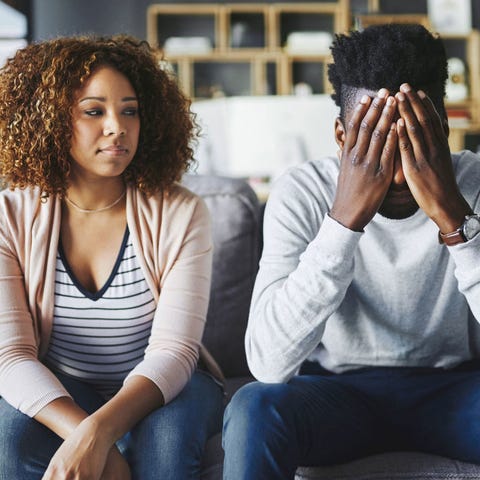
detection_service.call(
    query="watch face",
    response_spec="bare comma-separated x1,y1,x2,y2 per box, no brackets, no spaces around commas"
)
464,215,480,240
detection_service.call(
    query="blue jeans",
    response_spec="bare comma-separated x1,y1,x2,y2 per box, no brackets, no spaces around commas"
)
223,361,480,480
0,370,223,480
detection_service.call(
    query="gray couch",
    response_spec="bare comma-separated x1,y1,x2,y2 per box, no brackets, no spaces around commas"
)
183,174,480,480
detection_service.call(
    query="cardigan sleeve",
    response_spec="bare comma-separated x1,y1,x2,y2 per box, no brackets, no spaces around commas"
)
0,198,72,417
125,194,213,404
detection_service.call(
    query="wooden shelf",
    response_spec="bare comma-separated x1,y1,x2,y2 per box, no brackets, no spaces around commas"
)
147,2,350,99
148,1,480,152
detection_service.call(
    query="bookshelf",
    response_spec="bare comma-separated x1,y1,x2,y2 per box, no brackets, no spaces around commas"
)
147,1,480,152
147,2,350,99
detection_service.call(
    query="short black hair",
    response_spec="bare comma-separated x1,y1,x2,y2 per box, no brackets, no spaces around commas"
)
328,23,448,119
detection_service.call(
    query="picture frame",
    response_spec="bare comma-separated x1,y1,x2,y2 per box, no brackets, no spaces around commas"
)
427,0,472,35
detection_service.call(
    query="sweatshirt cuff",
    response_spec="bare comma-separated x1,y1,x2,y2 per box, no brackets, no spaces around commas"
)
302,213,363,265
446,230,480,271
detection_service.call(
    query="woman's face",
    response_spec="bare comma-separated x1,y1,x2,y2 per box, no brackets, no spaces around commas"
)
69,66,140,182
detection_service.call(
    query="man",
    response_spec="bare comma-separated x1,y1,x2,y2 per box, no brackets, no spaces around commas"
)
222,23,480,479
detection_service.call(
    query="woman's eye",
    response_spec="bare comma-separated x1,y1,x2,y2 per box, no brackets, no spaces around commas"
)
85,109,102,116
123,108,138,116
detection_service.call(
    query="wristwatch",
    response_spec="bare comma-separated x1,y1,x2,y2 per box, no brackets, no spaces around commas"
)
439,214,480,246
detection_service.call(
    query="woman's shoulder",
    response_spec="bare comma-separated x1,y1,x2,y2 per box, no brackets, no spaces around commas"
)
0,187,49,244
131,183,209,223
164,183,210,222
165,182,202,204
0,185,41,202
0,186,45,218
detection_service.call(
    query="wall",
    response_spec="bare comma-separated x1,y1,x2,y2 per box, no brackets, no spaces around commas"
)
32,0,151,40
32,0,325,41
32,0,480,42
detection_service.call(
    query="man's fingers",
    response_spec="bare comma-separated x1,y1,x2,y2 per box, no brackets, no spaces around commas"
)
396,88,427,163
379,122,397,174
417,90,449,149
343,94,371,152
366,95,397,164
356,89,389,152
396,117,415,168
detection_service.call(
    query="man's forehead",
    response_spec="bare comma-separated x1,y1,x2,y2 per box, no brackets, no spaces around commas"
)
352,87,393,100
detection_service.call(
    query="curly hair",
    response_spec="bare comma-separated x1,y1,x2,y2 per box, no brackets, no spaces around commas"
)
328,24,448,119
0,35,198,196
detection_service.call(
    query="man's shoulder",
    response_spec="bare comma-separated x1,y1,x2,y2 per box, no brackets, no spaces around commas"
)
265,157,339,227
271,157,339,197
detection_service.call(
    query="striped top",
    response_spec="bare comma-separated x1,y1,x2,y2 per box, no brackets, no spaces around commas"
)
44,228,156,398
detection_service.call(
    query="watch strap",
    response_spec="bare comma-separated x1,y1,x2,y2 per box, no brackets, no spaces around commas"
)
438,228,466,246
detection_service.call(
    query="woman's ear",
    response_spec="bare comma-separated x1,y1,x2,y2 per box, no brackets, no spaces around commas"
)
334,117,346,150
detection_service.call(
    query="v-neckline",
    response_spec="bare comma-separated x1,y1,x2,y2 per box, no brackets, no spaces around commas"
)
58,227,130,301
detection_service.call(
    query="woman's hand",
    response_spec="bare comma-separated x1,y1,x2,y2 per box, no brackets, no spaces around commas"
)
101,447,131,480
42,416,130,480
330,88,398,231
395,83,472,232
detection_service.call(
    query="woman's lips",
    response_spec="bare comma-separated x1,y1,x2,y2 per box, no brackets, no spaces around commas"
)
98,145,128,154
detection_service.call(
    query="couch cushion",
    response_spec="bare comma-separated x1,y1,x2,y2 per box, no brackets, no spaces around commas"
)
183,174,261,378
295,452,480,479
203,446,480,480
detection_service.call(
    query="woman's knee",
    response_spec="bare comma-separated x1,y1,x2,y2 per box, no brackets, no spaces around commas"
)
138,371,223,440
125,372,223,478
0,399,59,477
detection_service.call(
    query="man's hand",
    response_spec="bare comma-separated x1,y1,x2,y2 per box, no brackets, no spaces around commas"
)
330,89,398,231
395,83,472,232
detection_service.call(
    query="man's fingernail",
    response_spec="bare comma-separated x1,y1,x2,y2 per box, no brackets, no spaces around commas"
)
396,92,405,102
418,90,426,99
378,88,388,98
400,83,411,93
360,95,369,104
386,97,395,106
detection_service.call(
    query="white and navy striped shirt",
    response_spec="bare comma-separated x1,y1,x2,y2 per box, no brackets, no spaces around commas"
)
44,228,156,398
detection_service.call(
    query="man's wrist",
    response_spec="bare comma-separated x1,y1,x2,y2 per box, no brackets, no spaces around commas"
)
432,197,472,235
439,213,480,246
328,209,366,233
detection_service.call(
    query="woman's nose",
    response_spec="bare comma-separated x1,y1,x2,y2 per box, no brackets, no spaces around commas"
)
103,113,125,136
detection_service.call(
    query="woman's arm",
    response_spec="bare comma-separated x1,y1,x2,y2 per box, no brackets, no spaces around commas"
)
42,193,212,479
125,192,213,403
39,376,163,480
0,214,72,416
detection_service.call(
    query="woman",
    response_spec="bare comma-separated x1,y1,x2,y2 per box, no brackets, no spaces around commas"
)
0,35,223,480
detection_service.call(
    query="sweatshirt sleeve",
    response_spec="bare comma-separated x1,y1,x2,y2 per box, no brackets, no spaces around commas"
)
125,196,212,403
447,226,480,322
447,151,480,324
245,170,362,383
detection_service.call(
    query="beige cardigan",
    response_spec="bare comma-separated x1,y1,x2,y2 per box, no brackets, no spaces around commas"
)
0,184,219,417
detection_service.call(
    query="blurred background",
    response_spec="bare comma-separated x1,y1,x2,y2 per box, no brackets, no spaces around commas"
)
2,0,480,195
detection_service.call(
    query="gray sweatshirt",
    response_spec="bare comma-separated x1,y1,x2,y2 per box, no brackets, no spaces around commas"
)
246,151,480,383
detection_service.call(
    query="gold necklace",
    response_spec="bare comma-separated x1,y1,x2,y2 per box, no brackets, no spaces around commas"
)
64,189,126,214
